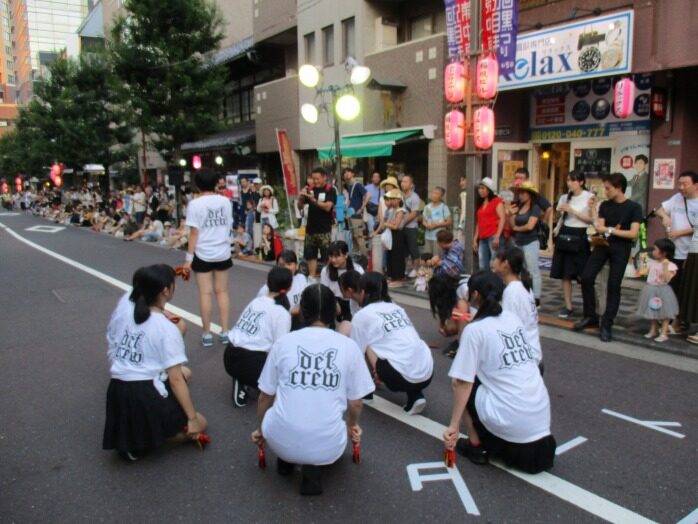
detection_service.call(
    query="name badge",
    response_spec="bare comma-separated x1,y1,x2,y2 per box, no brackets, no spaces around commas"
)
319,193,326,202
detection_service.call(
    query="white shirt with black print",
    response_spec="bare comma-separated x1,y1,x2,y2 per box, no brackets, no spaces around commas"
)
228,296,291,352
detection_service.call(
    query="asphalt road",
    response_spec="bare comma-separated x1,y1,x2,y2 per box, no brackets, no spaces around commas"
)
1,212,696,524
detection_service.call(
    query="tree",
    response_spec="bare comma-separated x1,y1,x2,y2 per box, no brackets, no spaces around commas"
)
9,54,134,177
108,0,227,163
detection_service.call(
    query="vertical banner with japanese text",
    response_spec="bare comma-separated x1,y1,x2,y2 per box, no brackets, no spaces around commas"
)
444,0,472,58
481,0,496,52
497,0,518,76
275,129,299,197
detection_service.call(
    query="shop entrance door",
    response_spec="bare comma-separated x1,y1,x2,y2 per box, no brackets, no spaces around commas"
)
491,143,534,193
533,142,571,256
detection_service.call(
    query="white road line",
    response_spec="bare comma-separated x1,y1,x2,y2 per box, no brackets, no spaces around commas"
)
677,507,698,524
555,436,588,456
602,409,686,439
0,225,661,524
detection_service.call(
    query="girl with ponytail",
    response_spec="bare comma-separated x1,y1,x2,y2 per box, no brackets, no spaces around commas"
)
493,246,543,366
224,266,293,408
350,272,434,415
103,265,207,461
252,283,374,495
443,270,556,474
256,250,308,331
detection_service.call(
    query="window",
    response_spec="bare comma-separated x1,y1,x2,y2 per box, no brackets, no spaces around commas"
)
342,17,355,61
410,13,433,40
303,32,315,64
322,25,334,67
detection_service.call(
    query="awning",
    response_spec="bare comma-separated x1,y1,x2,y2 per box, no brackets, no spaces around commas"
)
317,125,435,160
181,126,255,153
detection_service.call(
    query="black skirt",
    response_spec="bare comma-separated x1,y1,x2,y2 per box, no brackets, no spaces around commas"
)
678,253,698,324
103,379,187,454
223,344,268,388
549,226,590,280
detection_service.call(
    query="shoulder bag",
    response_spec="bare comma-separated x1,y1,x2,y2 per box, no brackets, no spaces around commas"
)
553,196,582,253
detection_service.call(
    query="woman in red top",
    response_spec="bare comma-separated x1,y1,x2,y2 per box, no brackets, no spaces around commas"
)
473,178,505,270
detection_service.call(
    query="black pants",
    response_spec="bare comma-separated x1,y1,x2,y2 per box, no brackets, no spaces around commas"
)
669,257,684,304
223,344,267,388
580,242,631,328
387,229,406,279
375,358,432,404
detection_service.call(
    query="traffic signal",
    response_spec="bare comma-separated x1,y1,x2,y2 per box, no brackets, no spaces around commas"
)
50,162,64,187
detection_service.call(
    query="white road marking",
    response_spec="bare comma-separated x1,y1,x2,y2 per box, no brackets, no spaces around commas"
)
602,409,685,439
407,462,480,515
25,225,65,233
555,436,588,455
0,212,20,216
0,225,662,524
677,507,698,524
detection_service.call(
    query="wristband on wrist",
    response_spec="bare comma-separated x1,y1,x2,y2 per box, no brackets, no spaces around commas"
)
185,253,194,262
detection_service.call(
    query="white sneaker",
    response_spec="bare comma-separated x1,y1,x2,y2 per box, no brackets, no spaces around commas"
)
404,397,426,416
407,269,417,279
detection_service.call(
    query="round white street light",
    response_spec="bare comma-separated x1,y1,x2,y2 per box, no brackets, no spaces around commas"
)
299,64,320,88
301,103,319,123
179,158,187,167
335,94,361,121
215,155,223,165
350,65,371,85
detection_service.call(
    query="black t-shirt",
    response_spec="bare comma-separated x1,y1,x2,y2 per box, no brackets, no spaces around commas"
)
599,198,643,245
514,204,542,246
306,185,337,234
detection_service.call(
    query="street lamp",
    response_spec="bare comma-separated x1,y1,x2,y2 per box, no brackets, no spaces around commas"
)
298,57,370,184
215,155,224,166
179,158,187,167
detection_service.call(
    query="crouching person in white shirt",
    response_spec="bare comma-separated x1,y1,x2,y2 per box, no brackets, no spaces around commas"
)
224,267,293,408
103,265,207,461
350,272,434,415
443,271,556,474
251,284,375,496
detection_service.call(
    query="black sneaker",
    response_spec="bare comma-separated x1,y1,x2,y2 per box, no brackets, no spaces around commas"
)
442,339,459,356
558,307,573,319
300,465,323,495
403,395,426,416
455,438,488,465
233,380,248,408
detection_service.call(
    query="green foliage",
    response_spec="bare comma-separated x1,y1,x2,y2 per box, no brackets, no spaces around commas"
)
0,54,135,178
109,0,227,162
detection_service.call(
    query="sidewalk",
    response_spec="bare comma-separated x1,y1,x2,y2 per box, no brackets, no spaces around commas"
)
391,271,698,360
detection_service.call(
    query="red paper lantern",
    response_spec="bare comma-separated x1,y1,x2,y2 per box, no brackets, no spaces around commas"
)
476,54,498,100
445,110,466,150
613,78,635,119
192,155,202,170
15,176,22,192
54,175,62,187
651,89,666,118
444,62,466,103
1,181,8,193
473,107,495,150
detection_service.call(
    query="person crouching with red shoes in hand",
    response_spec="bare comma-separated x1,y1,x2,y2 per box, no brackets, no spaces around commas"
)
443,271,556,473
251,284,374,495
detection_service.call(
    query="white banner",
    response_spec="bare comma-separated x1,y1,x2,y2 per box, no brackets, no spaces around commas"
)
500,10,633,90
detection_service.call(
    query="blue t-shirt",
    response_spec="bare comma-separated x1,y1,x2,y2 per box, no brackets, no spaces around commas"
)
422,202,451,241
347,182,367,213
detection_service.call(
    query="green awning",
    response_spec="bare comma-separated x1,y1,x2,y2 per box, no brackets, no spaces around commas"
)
318,129,424,160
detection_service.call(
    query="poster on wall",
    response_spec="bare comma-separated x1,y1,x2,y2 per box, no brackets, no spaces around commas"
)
653,159,676,190
616,135,650,213
500,10,633,90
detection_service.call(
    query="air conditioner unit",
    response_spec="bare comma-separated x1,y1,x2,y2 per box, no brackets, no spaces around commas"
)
375,16,398,51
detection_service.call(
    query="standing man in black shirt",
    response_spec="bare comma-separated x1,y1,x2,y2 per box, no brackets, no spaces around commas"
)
574,173,643,341
300,167,337,278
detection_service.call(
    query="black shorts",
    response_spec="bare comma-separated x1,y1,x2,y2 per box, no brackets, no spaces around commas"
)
375,358,432,395
466,378,556,474
403,228,419,260
191,255,233,273
223,344,268,388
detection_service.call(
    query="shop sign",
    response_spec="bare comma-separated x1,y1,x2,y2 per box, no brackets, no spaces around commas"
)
444,0,472,58
529,121,650,141
500,10,633,90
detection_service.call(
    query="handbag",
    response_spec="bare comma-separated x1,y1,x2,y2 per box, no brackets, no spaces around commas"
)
554,233,582,253
380,228,393,250
590,234,609,249
366,201,378,216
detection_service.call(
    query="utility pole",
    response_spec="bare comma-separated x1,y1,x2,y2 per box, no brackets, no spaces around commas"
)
464,0,482,274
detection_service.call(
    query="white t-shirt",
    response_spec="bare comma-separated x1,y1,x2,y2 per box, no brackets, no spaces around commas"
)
258,327,375,465
320,263,364,313
186,195,233,262
107,301,188,383
350,301,433,383
228,296,291,352
502,281,542,364
132,191,146,213
661,193,698,259
257,273,308,309
449,311,551,444
557,190,593,228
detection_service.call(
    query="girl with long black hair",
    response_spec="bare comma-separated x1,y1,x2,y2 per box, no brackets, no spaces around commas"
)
224,266,293,408
350,272,434,414
257,250,308,330
320,240,364,321
103,264,207,461
443,271,556,474
493,246,543,367
252,284,374,495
